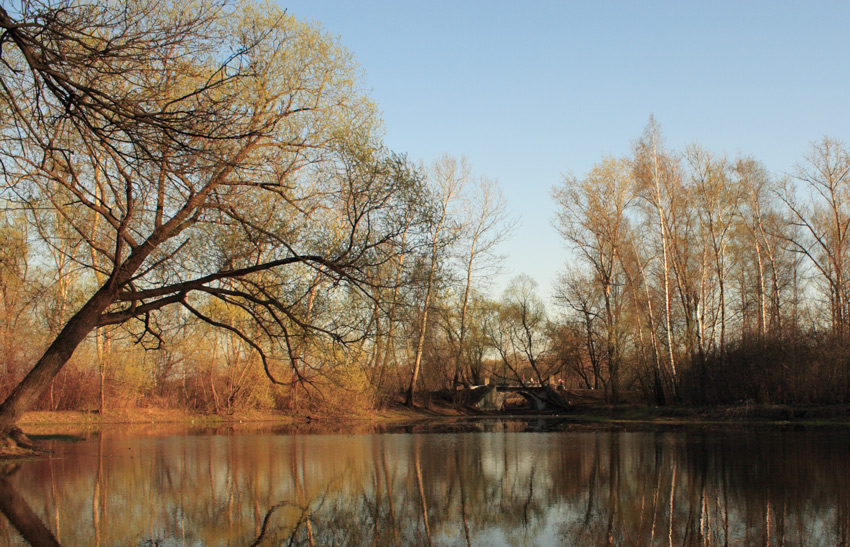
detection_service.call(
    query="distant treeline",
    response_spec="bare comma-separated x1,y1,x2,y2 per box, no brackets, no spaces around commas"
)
553,118,850,406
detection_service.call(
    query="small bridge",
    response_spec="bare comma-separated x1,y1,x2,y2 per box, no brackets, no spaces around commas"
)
495,385,571,411
453,384,571,411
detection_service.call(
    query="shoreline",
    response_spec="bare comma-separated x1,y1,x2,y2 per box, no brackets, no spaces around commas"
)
16,401,850,432
5,403,850,459
16,406,432,435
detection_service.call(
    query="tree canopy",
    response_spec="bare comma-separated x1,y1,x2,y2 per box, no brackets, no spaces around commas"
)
0,0,422,440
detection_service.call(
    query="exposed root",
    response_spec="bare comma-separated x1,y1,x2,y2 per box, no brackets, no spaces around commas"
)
0,428,52,460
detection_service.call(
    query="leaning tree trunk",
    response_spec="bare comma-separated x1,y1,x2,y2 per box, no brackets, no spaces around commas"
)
0,174,197,444
0,286,115,440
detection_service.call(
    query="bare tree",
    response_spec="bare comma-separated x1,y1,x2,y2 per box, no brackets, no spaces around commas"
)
553,269,606,390
553,156,634,401
405,155,466,406
449,175,515,385
0,0,416,448
685,146,741,364
619,229,666,402
632,117,680,398
734,157,788,341
780,137,850,340
485,275,551,385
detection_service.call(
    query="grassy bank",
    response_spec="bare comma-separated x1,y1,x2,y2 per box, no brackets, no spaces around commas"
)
16,405,429,435
20,408,297,428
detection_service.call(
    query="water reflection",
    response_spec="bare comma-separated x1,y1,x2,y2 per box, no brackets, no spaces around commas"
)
2,421,850,545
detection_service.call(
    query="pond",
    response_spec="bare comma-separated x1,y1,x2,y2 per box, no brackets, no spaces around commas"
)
2,418,850,546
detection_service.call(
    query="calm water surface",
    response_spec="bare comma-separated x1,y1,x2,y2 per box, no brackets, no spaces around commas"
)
2,419,850,546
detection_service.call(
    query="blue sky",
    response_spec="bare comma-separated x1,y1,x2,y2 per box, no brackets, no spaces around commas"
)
282,1,850,299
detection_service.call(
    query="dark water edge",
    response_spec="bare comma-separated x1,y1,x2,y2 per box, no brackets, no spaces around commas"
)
3,417,850,546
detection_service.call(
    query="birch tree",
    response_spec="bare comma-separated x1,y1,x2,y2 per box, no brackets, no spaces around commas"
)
734,157,788,340
405,155,465,406
449,176,514,385
686,146,740,360
781,138,850,339
553,157,634,401
633,118,680,398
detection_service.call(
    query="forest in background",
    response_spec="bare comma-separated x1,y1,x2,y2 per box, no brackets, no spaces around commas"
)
2,1,850,421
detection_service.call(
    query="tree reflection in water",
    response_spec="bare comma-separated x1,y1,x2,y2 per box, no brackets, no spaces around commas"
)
0,466,60,546
1,422,849,546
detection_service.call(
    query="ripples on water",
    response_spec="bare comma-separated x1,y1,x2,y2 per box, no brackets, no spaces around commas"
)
2,419,850,546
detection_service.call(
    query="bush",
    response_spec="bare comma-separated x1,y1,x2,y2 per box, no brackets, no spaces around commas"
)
678,331,850,405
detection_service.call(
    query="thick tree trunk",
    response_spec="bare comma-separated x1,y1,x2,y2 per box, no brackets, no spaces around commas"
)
0,287,114,438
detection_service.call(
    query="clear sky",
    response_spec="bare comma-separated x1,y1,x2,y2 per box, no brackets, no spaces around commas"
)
281,0,850,299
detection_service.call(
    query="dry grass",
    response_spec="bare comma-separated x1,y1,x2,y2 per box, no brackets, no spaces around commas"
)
14,404,432,437
16,408,298,435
